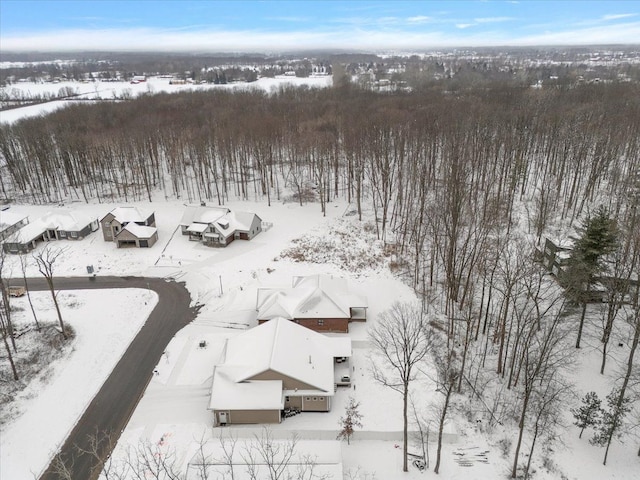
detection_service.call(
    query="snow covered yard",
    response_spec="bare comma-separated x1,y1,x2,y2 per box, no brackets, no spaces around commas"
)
0,289,157,480
1,196,638,480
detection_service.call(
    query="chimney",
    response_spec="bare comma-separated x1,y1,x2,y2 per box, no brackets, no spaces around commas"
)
308,355,312,364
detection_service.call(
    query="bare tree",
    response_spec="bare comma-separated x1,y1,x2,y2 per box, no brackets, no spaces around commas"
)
337,396,363,445
241,428,298,480
369,301,431,472
430,327,460,475
33,245,68,339
18,253,40,331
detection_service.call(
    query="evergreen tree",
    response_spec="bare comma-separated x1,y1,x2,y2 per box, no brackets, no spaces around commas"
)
590,388,631,465
566,206,618,348
571,391,602,438
337,396,363,445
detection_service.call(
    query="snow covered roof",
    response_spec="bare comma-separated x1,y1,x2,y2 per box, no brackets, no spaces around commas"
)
256,275,367,321
209,318,347,410
209,370,283,410
186,222,208,233
5,211,96,243
103,206,153,224
118,223,157,239
0,210,28,231
179,205,229,226
208,210,260,239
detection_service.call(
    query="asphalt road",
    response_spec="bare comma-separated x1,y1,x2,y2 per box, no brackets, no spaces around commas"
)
9,276,199,480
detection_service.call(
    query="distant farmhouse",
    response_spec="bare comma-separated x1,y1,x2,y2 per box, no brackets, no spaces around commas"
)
100,207,158,248
0,210,29,242
537,237,639,303
2,211,98,254
179,204,262,247
256,275,368,333
209,317,351,426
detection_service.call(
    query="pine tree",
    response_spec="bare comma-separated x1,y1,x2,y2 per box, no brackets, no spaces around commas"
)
337,396,363,445
566,206,618,348
590,388,631,465
571,391,602,438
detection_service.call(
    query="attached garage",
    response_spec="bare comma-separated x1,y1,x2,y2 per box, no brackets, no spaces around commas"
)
115,223,158,248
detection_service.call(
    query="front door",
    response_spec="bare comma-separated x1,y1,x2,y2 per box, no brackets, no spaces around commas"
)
219,411,228,425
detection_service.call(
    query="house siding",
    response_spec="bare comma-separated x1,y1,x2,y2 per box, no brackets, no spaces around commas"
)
215,409,281,425
100,213,117,241
257,317,349,333
301,395,330,412
0,218,29,242
296,317,349,333
115,229,158,248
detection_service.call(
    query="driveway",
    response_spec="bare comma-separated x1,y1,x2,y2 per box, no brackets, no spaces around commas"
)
10,276,199,480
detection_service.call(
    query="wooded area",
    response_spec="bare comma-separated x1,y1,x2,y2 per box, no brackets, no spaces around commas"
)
1,79,639,476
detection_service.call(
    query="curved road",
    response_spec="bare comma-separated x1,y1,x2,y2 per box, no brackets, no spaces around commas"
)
11,276,199,480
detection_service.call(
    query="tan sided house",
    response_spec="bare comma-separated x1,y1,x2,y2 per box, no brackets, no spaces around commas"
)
209,317,351,426
256,275,368,333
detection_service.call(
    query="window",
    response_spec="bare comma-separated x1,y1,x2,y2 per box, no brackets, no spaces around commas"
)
313,397,317,401
285,396,290,401
70,232,78,238
305,397,311,401
319,397,324,401
318,319,324,326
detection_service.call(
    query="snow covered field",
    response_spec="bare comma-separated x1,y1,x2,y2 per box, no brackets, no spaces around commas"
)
0,75,332,124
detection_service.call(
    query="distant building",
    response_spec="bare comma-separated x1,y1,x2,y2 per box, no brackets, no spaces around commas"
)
2,211,98,254
0,210,29,242
100,206,158,249
179,204,262,247
256,275,368,333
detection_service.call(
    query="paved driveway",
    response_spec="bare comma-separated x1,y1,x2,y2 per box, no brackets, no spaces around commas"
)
9,276,199,480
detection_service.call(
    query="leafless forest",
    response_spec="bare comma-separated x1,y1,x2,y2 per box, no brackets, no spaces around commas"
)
1,77,639,476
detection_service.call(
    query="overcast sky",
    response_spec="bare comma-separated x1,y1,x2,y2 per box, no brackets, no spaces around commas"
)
1,0,639,52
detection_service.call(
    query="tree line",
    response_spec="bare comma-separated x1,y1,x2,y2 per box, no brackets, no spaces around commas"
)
1,79,639,476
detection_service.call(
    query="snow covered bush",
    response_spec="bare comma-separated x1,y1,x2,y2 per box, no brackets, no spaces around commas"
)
278,218,387,273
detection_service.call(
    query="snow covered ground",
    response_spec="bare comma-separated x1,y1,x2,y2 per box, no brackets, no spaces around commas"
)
0,289,158,480
0,94,638,479
2,195,637,480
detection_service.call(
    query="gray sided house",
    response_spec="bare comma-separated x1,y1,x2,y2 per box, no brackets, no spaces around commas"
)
2,211,98,254
0,210,29,242
180,204,262,248
101,206,156,242
209,317,351,426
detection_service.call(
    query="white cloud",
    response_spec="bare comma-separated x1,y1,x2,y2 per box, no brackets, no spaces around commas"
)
602,13,637,21
2,20,639,52
473,17,514,24
456,23,475,29
407,16,432,24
